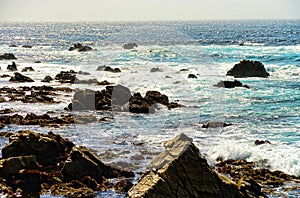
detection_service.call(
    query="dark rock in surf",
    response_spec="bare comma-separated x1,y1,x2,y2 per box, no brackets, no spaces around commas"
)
41,76,53,83
128,133,266,198
254,140,271,145
226,60,270,78
104,66,121,73
188,74,197,79
0,53,17,60
202,122,233,128
150,68,162,73
68,43,93,52
22,45,33,48
55,70,77,83
22,67,35,72
214,80,249,89
123,43,138,50
9,72,34,82
7,62,17,71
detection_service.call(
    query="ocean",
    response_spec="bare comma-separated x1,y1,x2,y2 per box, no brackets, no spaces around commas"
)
0,20,299,197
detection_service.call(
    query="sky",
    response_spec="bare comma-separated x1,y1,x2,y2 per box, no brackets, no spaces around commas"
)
1,0,300,22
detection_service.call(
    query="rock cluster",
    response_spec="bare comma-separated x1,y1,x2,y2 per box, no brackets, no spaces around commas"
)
0,85,72,103
214,80,249,88
226,60,270,78
54,70,108,84
96,65,121,73
128,133,266,198
70,84,182,113
7,62,17,71
0,131,134,197
68,43,93,52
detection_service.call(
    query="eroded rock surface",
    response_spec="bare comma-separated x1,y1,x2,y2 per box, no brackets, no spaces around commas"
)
226,60,270,78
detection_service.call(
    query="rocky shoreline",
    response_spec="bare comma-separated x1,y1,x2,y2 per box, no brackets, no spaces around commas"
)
1,55,299,197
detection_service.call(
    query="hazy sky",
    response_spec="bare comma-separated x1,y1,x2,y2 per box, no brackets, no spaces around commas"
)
1,0,300,21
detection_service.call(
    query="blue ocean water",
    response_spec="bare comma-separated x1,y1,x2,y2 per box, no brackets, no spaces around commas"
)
0,20,299,197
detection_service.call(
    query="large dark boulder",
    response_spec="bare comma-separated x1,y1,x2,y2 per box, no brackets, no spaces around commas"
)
0,53,17,60
55,70,77,83
226,60,270,78
128,133,266,198
9,72,34,82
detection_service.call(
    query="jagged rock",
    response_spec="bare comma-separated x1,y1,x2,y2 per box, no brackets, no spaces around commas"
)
114,180,133,193
9,72,34,82
128,133,266,198
214,80,249,88
202,122,233,128
61,146,134,183
123,43,138,50
21,67,34,72
9,44,17,47
1,130,75,166
7,62,17,71
226,60,270,78
41,76,53,83
0,53,17,60
68,43,93,52
188,74,197,79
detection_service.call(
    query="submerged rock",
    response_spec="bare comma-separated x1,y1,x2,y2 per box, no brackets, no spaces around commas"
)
128,133,265,198
202,122,233,128
188,74,197,79
226,60,270,78
21,67,35,72
9,72,34,82
214,80,249,88
41,76,53,83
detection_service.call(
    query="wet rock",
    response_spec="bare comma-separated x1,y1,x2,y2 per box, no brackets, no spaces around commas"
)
78,71,91,75
103,66,121,73
22,45,33,48
188,74,197,79
0,53,17,60
0,155,39,177
150,68,162,73
61,146,134,183
68,43,93,52
215,159,299,188
9,72,34,82
97,80,113,86
7,62,17,71
128,133,265,198
254,140,271,145
71,85,182,113
226,60,270,78
2,130,75,166
202,122,233,128
55,70,77,83
41,76,53,83
34,61,41,63
21,67,34,72
9,44,17,47
0,74,11,78
114,179,133,193
214,80,249,88
0,108,13,114
123,43,138,50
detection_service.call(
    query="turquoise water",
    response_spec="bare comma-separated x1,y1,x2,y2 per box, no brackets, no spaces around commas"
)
0,20,299,197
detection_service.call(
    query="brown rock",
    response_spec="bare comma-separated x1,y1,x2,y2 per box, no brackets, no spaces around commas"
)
0,53,17,60
9,72,34,82
128,133,266,198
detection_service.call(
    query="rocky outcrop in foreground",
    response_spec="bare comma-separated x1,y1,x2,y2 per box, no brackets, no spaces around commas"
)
0,130,134,197
226,60,270,78
70,84,182,113
128,133,266,198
